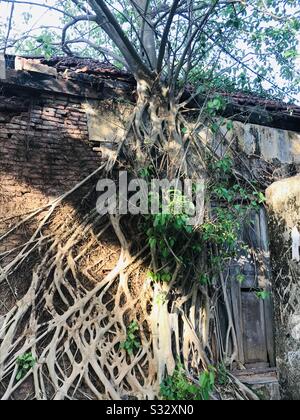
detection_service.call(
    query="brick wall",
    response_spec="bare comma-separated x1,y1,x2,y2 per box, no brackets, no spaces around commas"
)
0,90,102,252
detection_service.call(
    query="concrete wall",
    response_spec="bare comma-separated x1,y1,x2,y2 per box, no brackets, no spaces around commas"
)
199,120,300,184
233,122,300,165
266,176,300,400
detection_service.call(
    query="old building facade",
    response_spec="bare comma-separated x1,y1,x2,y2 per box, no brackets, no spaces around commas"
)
0,55,300,400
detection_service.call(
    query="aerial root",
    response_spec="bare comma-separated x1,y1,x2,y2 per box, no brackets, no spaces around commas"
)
0,102,254,400
0,185,213,399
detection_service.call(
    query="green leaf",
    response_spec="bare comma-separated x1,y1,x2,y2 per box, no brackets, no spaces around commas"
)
258,192,266,203
16,371,23,381
149,237,157,249
256,290,270,300
283,49,298,59
162,248,170,259
236,274,245,284
226,120,234,131
211,122,220,133
161,273,172,283
199,274,210,286
181,127,188,134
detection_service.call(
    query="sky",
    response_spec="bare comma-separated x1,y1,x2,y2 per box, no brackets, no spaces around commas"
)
0,0,62,46
0,0,299,104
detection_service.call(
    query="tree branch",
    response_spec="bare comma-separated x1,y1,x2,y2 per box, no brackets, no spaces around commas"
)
61,14,97,56
70,0,91,15
205,30,299,103
88,0,152,79
102,0,155,70
157,0,181,73
0,0,75,18
130,0,157,69
63,38,129,67
3,1,15,54
173,0,220,88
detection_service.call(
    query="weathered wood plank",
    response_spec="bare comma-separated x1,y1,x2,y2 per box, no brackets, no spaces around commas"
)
1,69,104,99
264,297,276,367
0,54,6,80
230,268,245,364
241,292,268,364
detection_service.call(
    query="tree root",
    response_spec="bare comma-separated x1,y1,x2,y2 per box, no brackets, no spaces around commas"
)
0,176,216,400
0,96,252,400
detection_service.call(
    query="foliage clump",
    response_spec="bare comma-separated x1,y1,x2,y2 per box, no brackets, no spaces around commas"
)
160,364,215,401
121,321,141,355
16,353,36,382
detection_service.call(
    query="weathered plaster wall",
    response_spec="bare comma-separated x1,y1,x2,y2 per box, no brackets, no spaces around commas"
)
199,120,300,185
233,122,300,165
223,121,300,183
84,98,131,158
266,175,300,400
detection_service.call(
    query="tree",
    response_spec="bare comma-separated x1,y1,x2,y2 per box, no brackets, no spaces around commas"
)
0,0,299,400
1,1,299,97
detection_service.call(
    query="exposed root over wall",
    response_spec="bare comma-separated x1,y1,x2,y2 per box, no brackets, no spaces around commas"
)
0,169,209,400
0,173,258,400
0,91,261,400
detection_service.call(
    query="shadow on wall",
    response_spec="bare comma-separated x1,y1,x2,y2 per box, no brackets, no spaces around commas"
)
0,88,103,311
0,88,103,242
0,91,100,197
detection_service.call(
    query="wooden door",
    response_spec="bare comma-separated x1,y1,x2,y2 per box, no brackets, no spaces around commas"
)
229,208,275,369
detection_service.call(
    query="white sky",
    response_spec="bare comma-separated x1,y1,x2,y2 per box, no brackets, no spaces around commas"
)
0,0,62,49
0,0,299,104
